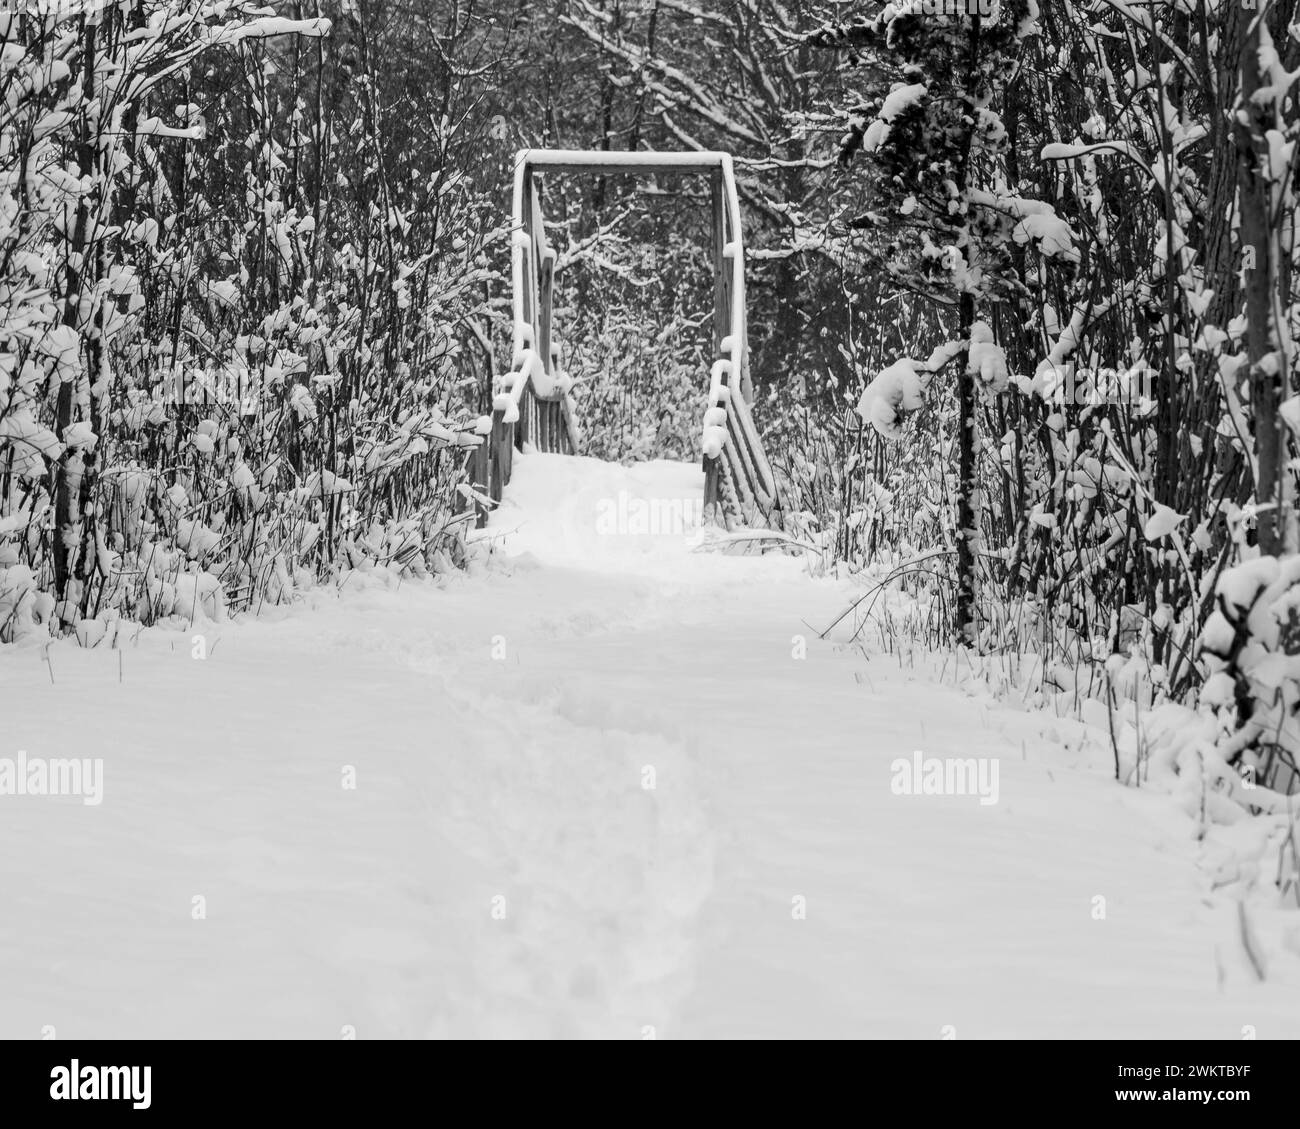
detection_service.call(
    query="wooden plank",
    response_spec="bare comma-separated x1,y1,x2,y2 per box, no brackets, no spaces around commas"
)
539,398,550,451
538,249,555,377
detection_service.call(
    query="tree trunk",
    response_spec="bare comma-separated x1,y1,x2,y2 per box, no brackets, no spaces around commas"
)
1235,11,1292,555
956,292,977,646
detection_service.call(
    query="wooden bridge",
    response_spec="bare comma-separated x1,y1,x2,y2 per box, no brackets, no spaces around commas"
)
470,149,784,531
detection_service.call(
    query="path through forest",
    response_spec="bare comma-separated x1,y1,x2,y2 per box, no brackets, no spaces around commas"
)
2,452,1297,1038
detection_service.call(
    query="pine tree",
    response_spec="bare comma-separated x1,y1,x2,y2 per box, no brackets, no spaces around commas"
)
811,1,1047,645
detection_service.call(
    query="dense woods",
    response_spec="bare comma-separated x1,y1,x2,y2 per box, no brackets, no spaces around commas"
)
1,1,1298,794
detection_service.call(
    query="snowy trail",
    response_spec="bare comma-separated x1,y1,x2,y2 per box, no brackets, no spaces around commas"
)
2,450,1298,1038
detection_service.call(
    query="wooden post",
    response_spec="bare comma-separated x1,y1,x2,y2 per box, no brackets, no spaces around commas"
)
471,433,490,528
710,169,728,362
502,421,514,482
519,171,534,330
538,251,555,380
529,175,548,366
561,396,580,455
490,409,509,504
703,168,728,523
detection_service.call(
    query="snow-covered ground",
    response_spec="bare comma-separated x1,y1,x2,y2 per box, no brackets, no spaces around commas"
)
2,451,1298,1038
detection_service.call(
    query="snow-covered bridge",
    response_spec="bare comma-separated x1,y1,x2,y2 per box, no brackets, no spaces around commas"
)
469,149,784,531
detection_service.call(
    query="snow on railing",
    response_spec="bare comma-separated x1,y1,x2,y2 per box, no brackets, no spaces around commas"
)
519,149,732,170
503,153,580,452
702,153,747,460
508,160,532,371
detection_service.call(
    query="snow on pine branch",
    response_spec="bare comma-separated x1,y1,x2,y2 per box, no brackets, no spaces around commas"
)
966,188,1079,263
856,323,1010,439
854,339,966,438
856,82,927,154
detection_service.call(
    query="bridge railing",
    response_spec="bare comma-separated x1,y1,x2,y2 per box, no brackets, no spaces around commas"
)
471,149,783,531
701,153,782,529
470,157,580,525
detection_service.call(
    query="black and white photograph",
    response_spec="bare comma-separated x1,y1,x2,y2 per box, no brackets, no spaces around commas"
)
0,0,1297,1104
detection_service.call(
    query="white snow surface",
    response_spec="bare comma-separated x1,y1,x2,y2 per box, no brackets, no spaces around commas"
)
2,450,1299,1039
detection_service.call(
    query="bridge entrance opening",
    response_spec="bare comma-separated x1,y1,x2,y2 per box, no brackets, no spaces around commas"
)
470,149,782,531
